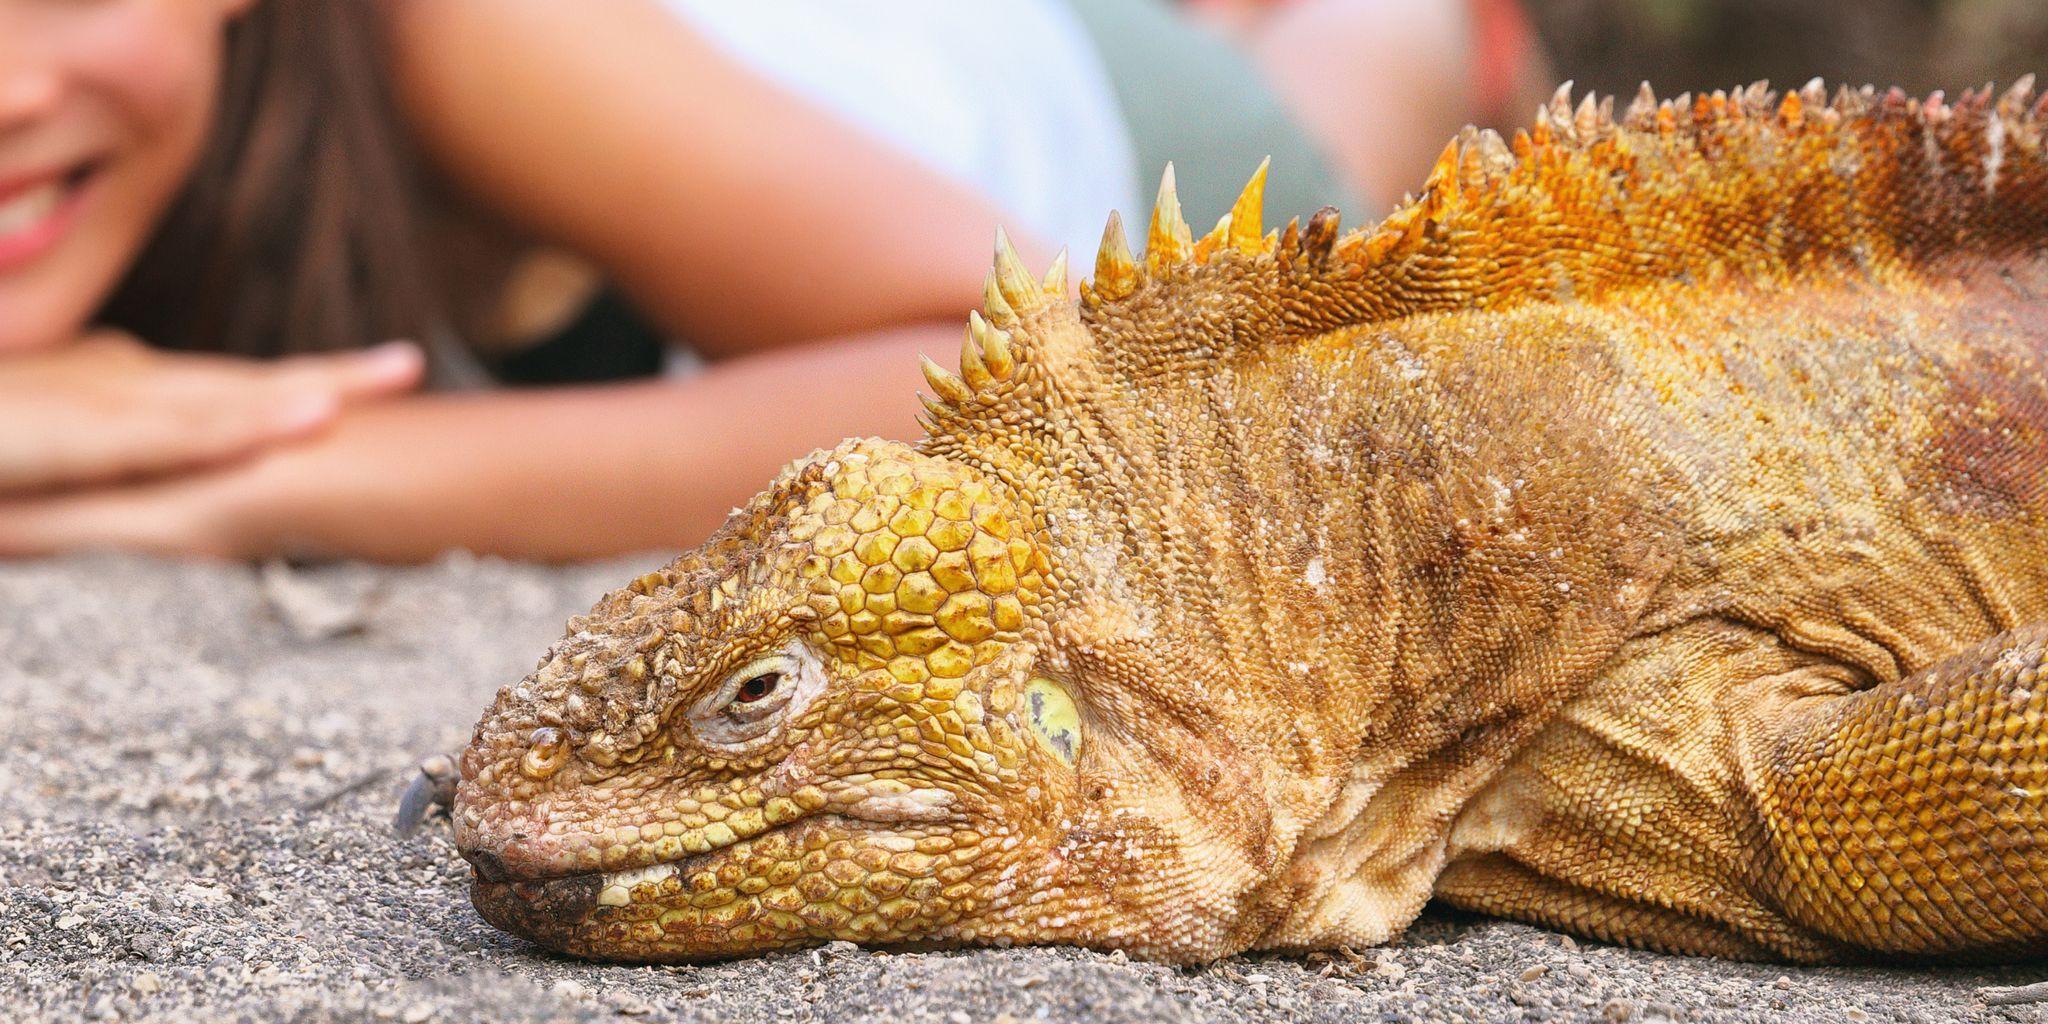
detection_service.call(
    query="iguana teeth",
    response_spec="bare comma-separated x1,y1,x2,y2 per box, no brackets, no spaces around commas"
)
1226,158,1269,255
920,354,973,406
1090,210,1138,302
597,860,680,907
991,227,1038,309
1146,163,1191,270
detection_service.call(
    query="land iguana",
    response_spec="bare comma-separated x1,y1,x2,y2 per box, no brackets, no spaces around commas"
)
442,79,2048,964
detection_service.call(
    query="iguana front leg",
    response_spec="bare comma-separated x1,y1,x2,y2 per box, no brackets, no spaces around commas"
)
1751,623,2048,958
1439,620,2048,962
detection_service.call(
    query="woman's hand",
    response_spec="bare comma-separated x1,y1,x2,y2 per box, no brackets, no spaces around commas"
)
0,323,937,561
0,332,423,496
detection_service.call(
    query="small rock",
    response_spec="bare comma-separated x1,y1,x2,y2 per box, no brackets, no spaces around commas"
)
130,973,161,996
1773,976,1792,990
551,980,587,1001
1557,934,1580,952
1372,954,1406,981
260,561,375,640
400,1002,434,1024
611,995,652,1016
55,914,84,931
1847,1010,1869,1022
1603,997,1635,1022
1520,964,1550,982
948,1013,971,1024
822,940,860,958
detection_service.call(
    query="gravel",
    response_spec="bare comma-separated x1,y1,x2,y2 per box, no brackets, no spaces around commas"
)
1,554,2041,1023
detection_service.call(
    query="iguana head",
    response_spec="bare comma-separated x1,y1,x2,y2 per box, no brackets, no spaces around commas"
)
453,436,1091,960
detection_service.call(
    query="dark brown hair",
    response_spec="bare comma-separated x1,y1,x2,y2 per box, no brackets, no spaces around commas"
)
99,0,443,358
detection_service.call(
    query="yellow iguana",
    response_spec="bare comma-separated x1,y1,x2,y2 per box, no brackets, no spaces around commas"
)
443,79,2048,964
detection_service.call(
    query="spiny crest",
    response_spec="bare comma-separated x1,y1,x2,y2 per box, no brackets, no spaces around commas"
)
916,229,1045,424
1060,77,2046,348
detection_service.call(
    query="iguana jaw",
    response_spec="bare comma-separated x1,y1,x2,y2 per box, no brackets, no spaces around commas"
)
466,810,968,962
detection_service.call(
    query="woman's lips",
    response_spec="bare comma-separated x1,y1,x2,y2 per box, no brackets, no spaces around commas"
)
0,165,97,274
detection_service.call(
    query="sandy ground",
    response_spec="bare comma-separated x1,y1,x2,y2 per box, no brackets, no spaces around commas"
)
1,554,2043,1023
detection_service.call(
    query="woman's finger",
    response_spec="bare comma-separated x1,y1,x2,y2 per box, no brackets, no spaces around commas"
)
266,340,426,405
0,475,234,559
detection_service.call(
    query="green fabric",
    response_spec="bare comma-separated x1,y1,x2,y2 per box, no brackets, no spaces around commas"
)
1063,0,1359,232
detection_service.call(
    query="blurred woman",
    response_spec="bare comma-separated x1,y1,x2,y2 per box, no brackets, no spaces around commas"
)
0,0,1535,561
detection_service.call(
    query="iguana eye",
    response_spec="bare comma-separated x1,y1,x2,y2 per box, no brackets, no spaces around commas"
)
735,672,781,704
687,645,825,750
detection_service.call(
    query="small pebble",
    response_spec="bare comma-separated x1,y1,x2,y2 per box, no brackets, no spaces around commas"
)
1603,997,1635,1022
551,980,587,1001
1520,964,1550,982
1373,954,1406,981
131,973,161,996
400,1002,433,1024
54,915,84,931
1773,976,1792,990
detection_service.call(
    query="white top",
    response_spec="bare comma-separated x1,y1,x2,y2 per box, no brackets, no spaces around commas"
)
661,0,1141,261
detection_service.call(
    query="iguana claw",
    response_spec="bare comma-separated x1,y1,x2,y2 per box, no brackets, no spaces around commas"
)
392,753,458,838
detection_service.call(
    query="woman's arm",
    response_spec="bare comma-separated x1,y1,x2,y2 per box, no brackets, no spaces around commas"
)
383,0,1053,358
0,325,941,561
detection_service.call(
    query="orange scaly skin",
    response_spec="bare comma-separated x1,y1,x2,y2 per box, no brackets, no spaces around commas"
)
453,79,2048,963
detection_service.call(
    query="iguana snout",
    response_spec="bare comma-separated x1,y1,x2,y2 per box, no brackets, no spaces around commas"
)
452,439,1089,960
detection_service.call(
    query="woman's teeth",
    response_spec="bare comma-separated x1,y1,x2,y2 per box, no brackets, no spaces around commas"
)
0,181,64,240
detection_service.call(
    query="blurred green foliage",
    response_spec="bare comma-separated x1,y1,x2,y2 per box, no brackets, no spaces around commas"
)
1526,0,2046,98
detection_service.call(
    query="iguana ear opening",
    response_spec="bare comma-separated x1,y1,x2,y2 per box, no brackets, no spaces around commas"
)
1023,674,1083,766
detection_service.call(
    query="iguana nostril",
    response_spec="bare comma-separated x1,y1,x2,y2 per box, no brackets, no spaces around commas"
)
466,848,513,884
521,727,567,780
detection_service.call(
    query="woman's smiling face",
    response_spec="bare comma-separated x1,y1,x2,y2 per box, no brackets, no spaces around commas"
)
0,0,249,352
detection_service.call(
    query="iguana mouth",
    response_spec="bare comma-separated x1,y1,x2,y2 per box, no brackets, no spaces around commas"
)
468,812,816,890
469,816,815,925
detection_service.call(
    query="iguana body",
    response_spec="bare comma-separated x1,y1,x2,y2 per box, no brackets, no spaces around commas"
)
452,80,2048,963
